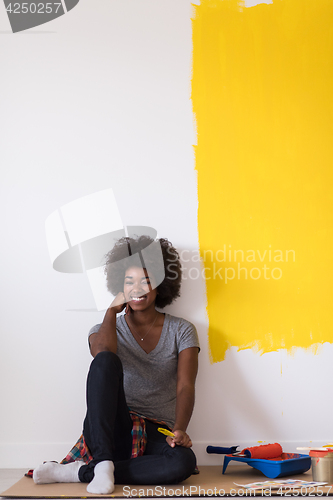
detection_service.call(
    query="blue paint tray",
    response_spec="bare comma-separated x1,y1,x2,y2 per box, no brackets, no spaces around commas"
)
223,453,311,479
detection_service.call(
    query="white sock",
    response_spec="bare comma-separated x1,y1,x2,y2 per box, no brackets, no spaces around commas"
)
86,460,115,495
33,461,83,484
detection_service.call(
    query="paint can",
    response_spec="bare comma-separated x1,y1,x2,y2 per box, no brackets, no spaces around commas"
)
310,450,333,483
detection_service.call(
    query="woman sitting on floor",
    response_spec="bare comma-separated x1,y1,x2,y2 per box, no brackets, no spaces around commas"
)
33,235,200,495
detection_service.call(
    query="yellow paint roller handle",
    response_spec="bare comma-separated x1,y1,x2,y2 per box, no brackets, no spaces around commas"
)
157,427,175,438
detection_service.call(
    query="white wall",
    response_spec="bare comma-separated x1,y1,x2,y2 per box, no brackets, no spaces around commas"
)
0,0,332,470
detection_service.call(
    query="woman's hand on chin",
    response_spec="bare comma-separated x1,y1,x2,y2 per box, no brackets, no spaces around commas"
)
108,292,127,315
166,430,192,448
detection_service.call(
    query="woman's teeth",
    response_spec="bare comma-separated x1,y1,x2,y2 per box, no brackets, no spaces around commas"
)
131,297,145,302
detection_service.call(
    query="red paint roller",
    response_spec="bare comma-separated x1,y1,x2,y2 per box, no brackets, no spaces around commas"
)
241,443,283,459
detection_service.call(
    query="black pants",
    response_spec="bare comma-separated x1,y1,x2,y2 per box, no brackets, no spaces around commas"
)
78,351,197,484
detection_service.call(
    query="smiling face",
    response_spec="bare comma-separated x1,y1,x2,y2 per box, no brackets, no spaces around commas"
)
123,266,157,310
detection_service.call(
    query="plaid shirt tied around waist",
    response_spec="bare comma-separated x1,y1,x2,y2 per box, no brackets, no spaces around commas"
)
60,411,171,465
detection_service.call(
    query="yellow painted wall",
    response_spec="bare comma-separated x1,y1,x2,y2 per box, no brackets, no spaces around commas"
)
192,0,333,363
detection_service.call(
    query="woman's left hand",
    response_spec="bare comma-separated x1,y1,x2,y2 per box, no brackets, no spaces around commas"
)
166,430,192,448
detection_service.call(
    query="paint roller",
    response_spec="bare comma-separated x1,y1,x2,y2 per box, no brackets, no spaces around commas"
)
241,443,283,459
207,443,283,459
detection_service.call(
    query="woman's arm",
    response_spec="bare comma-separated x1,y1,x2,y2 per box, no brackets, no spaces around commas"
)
89,292,126,358
167,346,199,448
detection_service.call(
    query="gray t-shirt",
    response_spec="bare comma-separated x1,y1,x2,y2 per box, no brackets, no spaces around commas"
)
89,313,200,428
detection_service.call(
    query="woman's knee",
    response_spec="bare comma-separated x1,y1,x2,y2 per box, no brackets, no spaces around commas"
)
91,351,123,375
168,447,197,483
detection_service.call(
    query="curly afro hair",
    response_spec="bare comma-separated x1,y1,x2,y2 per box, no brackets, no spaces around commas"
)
104,235,182,309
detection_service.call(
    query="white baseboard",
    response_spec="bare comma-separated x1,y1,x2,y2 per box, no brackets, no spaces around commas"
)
0,443,73,469
0,440,318,469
